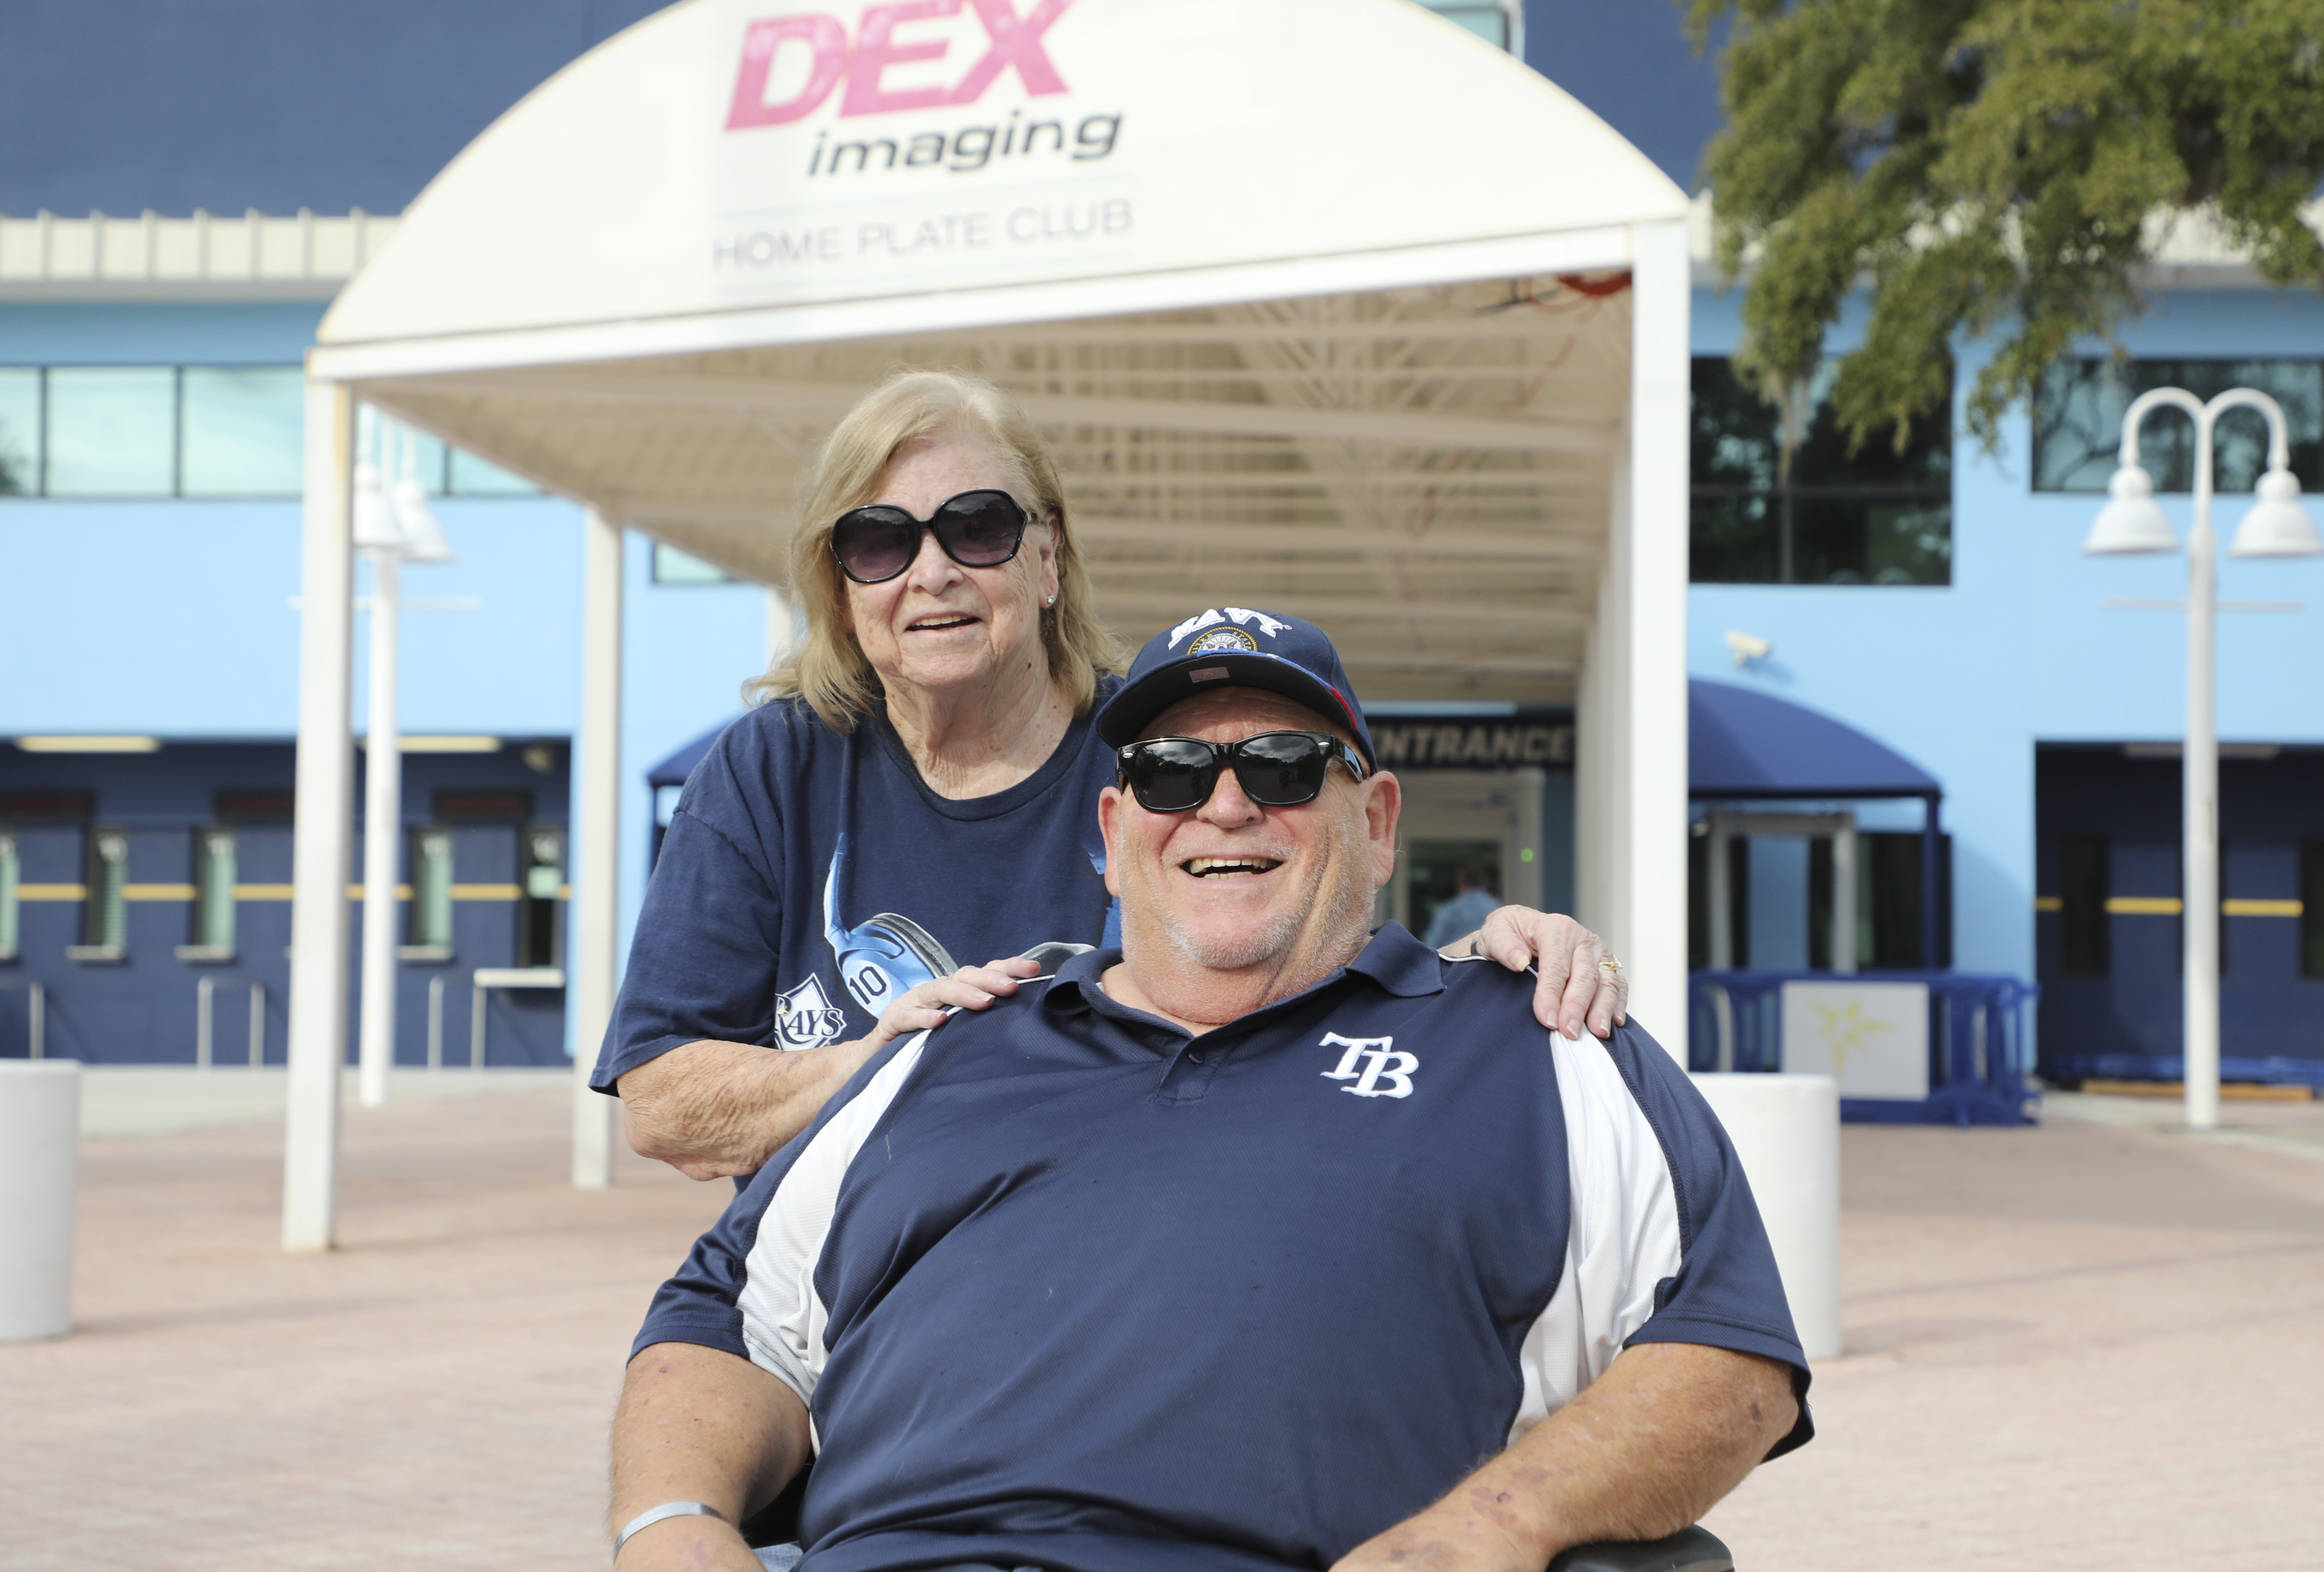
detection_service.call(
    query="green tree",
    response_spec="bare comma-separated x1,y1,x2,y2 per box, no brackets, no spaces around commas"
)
1687,0,2324,454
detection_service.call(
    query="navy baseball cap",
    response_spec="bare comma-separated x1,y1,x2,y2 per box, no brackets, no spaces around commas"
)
1095,607,1376,768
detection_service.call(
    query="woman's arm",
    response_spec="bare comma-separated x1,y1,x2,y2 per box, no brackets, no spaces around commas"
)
617,956,1044,1178
1442,907,1630,1040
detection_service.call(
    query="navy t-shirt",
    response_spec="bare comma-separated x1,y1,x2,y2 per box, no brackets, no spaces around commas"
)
594,680,1124,1091
634,928,1812,1572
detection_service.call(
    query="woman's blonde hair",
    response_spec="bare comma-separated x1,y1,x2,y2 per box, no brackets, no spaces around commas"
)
747,368,1125,729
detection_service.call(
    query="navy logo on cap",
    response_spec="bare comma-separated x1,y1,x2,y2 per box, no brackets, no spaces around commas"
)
1186,626,1260,655
1168,607,1291,648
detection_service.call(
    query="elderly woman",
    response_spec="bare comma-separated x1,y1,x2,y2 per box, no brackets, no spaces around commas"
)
593,370,1626,1179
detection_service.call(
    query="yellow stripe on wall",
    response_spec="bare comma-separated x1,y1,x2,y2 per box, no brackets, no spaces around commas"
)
223,883,537,903
2032,897,2063,912
2223,898,2304,918
14,883,86,900
2106,897,2184,916
122,883,197,900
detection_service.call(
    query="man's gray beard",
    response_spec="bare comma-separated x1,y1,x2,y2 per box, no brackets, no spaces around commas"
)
1146,806,1375,973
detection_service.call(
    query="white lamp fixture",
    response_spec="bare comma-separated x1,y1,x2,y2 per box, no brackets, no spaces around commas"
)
351,456,404,550
2228,467,2324,558
390,427,455,564
2084,384,2315,1137
2083,464,2180,555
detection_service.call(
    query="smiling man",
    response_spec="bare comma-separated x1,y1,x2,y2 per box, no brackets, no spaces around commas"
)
610,611,1812,1572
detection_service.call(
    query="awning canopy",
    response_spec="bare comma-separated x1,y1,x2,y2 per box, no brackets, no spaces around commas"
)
1689,679,1941,801
310,0,1687,702
647,721,731,789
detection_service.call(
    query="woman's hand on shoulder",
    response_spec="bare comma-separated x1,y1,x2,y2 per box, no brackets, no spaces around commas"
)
864,956,1046,1051
1443,906,1628,1040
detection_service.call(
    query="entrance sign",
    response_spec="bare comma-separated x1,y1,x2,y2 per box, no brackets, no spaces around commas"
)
1780,981,1931,1101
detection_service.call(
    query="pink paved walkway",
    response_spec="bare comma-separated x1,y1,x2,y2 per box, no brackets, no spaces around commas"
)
5,1088,2322,1570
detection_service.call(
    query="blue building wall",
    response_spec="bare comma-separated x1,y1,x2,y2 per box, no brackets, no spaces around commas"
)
1687,285,2324,991
0,300,771,1063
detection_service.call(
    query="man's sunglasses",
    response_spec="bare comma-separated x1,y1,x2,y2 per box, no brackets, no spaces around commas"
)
829,488,1032,585
1115,731,1369,814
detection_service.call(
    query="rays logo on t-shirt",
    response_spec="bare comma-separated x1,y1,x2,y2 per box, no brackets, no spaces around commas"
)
774,974,849,1051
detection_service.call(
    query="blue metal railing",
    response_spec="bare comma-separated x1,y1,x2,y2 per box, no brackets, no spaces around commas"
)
1686,970,2039,1126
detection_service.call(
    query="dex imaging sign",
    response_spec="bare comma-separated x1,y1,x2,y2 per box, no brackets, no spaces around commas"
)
709,0,1131,292
726,0,1076,126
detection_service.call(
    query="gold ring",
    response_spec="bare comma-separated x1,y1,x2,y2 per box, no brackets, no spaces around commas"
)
1599,958,1622,972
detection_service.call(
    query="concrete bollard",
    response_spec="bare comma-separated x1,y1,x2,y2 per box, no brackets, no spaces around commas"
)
0,1059,81,1343
1690,1072,1841,1361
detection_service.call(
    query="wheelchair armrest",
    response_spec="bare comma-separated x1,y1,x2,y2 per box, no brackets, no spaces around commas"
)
1547,1524,1733,1572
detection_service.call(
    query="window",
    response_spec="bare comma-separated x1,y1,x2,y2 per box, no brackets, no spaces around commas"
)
2034,359,2324,493
0,366,540,499
0,368,38,495
47,368,177,496
0,831,18,961
189,827,237,956
1414,0,1520,51
1690,357,1953,585
654,542,737,583
2059,834,2108,976
181,368,304,496
518,825,565,969
2303,840,2324,980
409,828,454,951
76,827,128,958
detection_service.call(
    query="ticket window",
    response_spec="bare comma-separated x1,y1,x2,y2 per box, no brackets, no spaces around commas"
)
1381,771,1548,943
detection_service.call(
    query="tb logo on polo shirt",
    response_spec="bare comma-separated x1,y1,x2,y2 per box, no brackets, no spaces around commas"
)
1320,1033,1419,1099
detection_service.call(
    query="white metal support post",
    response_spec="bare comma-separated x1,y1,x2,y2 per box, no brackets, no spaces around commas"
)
571,508,624,1189
356,548,401,1108
284,375,357,1253
1620,218,1693,1057
2086,385,2321,1131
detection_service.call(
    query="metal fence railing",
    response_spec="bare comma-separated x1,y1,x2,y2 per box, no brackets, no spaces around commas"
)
1687,970,2039,1126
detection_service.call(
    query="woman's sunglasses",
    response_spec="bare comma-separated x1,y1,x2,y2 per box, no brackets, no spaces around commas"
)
1115,731,1369,814
829,488,1032,585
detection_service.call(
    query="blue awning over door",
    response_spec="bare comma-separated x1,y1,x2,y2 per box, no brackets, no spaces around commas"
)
1689,679,1940,801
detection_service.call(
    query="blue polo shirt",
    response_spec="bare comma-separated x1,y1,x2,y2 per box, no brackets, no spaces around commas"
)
634,926,1812,1572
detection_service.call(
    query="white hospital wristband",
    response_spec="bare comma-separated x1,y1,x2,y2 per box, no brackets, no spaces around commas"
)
614,1500,727,1557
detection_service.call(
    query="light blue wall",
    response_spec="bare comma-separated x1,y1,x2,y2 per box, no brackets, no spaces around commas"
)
1688,286,2324,981
2,303,780,1067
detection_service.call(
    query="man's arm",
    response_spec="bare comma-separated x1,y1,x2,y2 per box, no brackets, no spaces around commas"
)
1333,1342,1797,1572
610,1341,812,1570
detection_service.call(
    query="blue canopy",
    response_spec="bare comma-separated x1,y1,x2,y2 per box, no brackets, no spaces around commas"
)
1689,680,1940,802
646,718,739,789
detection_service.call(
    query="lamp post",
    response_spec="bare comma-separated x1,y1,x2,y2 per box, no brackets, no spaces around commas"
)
2084,387,2322,1130
354,412,454,1109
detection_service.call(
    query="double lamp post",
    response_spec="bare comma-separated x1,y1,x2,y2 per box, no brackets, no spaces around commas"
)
2084,385,2322,1130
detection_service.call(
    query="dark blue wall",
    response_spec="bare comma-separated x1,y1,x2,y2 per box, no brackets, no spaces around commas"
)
0,0,668,215
1,742,572,1066
1523,0,1721,189
2036,744,2324,1086
2,1,1724,215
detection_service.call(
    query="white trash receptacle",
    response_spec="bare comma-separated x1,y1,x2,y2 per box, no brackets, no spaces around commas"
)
0,1059,81,1343
1690,1072,1840,1361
